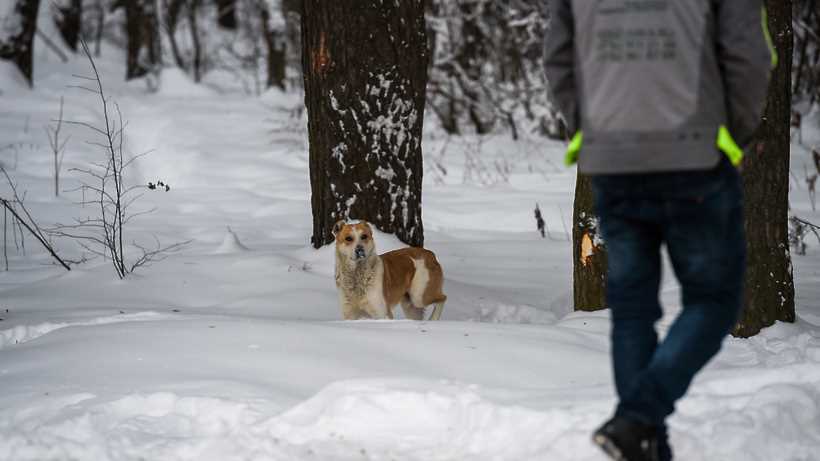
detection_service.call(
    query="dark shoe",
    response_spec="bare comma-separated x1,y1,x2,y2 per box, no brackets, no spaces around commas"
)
593,416,659,461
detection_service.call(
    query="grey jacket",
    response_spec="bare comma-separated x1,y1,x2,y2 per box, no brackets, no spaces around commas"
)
544,0,775,174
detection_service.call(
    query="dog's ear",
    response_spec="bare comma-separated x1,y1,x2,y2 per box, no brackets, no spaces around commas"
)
332,220,346,236
360,220,373,232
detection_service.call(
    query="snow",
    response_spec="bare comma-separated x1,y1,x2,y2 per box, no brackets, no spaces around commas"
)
157,67,217,97
0,1,23,41
0,59,28,95
0,34,818,460
214,227,250,254
264,0,286,32
0,311,176,349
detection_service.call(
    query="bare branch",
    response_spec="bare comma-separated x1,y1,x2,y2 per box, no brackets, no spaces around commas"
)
0,196,71,271
129,238,192,273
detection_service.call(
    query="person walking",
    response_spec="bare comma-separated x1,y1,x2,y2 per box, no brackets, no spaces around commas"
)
543,1,776,460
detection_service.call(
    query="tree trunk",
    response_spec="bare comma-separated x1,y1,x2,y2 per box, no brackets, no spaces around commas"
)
215,0,236,29
53,0,82,51
282,0,303,89
0,0,41,85
161,0,186,69
734,0,796,337
186,0,202,82
572,173,607,311
260,1,286,90
94,0,103,56
455,2,493,135
793,20,808,98
123,0,161,80
302,0,429,248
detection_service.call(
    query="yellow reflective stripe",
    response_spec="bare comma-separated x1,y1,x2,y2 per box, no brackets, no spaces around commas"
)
565,131,582,166
564,128,743,167
762,6,778,69
717,125,744,166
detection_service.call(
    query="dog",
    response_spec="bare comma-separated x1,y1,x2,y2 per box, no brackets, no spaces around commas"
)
333,220,446,321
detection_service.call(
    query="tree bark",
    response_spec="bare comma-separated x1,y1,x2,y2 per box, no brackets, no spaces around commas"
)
260,1,286,90
793,18,808,98
94,0,103,56
186,0,202,82
282,0,302,88
302,0,429,248
161,0,186,69
572,173,607,311
0,0,41,85
733,0,796,337
455,2,493,135
53,0,82,51
215,0,237,29
122,0,161,80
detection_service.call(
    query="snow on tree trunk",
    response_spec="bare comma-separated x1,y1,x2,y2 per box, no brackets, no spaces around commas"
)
52,0,82,51
302,0,429,248
734,0,796,338
572,173,607,311
0,0,41,85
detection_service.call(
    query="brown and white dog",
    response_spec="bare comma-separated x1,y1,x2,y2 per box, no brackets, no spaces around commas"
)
333,220,446,321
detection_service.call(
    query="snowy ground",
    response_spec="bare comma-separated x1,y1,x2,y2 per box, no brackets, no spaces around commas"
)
1,39,819,461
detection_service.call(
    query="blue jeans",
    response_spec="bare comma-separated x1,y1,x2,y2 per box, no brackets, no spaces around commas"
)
592,158,746,456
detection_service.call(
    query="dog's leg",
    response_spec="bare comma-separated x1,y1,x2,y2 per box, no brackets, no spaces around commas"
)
342,299,371,320
401,296,424,321
428,301,445,321
341,301,357,320
362,299,390,319
344,307,367,320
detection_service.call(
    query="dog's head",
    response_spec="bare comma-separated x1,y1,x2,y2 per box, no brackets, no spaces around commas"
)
333,220,376,262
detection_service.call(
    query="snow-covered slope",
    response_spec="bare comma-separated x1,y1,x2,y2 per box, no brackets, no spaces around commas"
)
0,39,819,460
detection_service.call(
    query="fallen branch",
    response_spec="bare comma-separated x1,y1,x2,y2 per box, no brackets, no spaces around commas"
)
0,196,71,271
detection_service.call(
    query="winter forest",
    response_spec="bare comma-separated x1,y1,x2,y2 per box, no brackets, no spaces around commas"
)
0,0,819,460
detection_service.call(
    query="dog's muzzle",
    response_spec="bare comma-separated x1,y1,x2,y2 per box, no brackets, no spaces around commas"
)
354,246,367,260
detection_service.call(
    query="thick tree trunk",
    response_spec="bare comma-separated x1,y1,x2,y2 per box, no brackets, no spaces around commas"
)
123,0,160,80
53,0,82,51
302,0,429,248
260,2,286,90
572,173,607,311
0,0,41,85
734,0,795,337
